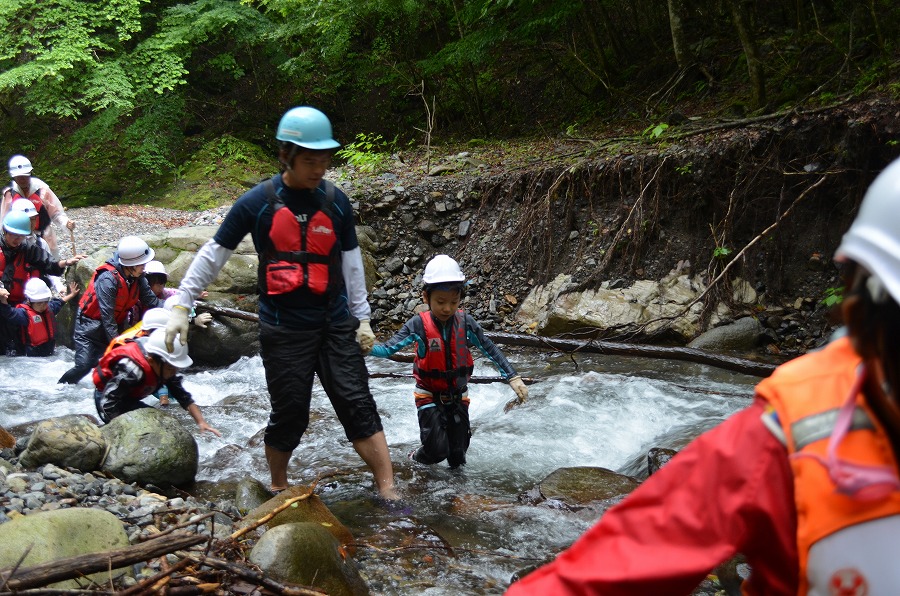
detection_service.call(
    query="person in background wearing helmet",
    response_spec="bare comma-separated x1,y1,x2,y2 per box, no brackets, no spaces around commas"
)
0,210,83,352
0,277,80,357
58,235,162,384
107,307,174,405
93,328,221,436
165,106,398,500
370,255,529,468
1,155,76,260
10,197,66,294
506,157,900,595
125,261,211,328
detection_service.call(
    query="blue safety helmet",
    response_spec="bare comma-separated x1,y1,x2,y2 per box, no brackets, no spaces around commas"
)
275,106,340,150
3,211,32,235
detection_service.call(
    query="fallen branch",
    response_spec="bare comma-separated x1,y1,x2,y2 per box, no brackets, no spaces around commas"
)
175,552,325,596
0,533,206,592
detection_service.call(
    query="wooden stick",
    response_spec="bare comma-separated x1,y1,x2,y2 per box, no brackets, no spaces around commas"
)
69,228,76,257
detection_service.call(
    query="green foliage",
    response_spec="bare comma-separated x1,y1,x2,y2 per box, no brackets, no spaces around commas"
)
713,246,733,259
336,133,393,174
644,123,669,140
820,286,844,308
676,162,693,175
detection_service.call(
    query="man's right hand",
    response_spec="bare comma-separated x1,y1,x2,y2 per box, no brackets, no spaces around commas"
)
165,305,191,351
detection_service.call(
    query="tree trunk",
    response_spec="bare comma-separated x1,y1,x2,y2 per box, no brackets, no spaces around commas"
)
725,0,766,110
666,0,695,69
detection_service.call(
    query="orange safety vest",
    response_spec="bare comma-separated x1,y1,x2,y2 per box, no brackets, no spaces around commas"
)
412,310,474,394
262,177,341,297
757,336,900,595
79,263,141,324
16,302,54,347
103,320,148,356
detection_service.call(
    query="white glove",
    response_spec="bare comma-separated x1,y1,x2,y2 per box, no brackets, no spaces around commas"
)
356,319,375,355
509,376,528,402
193,312,213,329
165,305,191,352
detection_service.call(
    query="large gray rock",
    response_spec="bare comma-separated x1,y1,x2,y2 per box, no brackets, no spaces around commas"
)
249,522,369,596
687,316,764,352
100,409,198,485
539,466,639,506
18,415,106,472
0,508,129,589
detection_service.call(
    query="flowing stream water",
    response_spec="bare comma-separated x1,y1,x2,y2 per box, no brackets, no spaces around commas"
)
0,345,761,594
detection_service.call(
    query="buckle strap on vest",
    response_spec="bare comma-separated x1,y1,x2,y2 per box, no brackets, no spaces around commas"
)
762,405,875,451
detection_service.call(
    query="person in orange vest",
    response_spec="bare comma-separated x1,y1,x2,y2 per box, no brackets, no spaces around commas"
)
0,277,79,356
106,307,173,405
369,255,528,468
58,236,162,384
1,154,76,260
505,157,900,595
93,328,220,437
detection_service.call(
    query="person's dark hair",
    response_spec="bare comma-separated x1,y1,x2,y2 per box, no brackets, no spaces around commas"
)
424,281,466,300
146,273,167,286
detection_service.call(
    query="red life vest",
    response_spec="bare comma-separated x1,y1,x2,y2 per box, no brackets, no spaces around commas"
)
413,310,474,394
92,339,159,398
10,188,50,232
263,178,341,297
16,303,54,347
0,248,40,305
79,263,141,324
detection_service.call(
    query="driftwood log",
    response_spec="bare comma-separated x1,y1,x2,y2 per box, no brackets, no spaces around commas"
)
194,303,776,378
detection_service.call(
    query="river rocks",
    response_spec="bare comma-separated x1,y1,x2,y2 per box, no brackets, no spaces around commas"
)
18,415,106,472
238,485,355,547
0,425,14,449
647,447,678,475
0,508,130,589
234,476,274,514
100,409,199,486
249,522,370,596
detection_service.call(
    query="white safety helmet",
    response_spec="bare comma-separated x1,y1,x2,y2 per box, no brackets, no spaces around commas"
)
140,308,171,331
24,278,51,302
8,155,32,178
116,236,155,267
144,260,167,278
143,328,192,368
422,254,466,285
10,198,37,218
835,157,900,304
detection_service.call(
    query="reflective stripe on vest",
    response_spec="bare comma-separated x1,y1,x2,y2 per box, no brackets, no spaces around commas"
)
756,336,900,595
413,310,474,394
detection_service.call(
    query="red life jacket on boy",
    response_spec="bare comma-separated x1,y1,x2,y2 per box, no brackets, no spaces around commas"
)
16,303,54,347
0,247,40,305
79,263,140,323
262,178,342,297
92,339,159,398
413,310,474,394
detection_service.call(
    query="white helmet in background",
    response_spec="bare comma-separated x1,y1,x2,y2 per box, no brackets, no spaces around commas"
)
836,157,900,304
143,328,192,368
117,236,155,267
144,260,167,278
10,198,37,218
422,254,466,285
8,155,33,178
140,308,171,331
24,278,51,301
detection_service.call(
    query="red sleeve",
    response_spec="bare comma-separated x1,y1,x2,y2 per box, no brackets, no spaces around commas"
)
505,400,798,596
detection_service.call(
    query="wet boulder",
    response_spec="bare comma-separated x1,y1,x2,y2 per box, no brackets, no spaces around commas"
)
249,522,369,596
100,408,198,486
234,476,274,514
0,425,15,449
237,485,355,547
18,415,106,472
538,466,640,507
647,447,678,476
687,316,765,353
0,508,129,589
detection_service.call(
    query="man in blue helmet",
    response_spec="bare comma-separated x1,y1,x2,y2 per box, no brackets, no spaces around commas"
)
165,106,398,500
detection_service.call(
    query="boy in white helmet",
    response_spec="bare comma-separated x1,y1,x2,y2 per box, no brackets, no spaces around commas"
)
0,277,79,356
1,154,76,260
370,254,529,468
93,328,220,436
59,235,162,384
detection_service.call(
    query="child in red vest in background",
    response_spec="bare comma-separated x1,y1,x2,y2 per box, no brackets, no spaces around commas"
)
0,277,79,356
